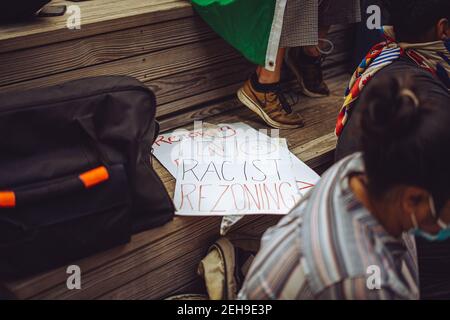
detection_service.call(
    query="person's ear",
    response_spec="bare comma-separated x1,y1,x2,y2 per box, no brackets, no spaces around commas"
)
401,186,430,227
436,18,449,40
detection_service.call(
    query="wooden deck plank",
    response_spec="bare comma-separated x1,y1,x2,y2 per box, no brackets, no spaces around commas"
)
0,4,350,87
0,22,349,92
149,58,253,107
0,38,241,94
0,0,193,53
0,34,351,128
0,16,216,87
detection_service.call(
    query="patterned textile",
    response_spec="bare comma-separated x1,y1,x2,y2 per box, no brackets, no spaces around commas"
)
336,26,450,136
280,0,361,48
239,153,419,300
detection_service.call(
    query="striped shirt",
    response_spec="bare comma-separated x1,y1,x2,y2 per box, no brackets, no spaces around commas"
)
239,153,419,300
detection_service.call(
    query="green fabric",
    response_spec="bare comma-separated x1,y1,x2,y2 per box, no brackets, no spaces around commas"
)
191,0,276,66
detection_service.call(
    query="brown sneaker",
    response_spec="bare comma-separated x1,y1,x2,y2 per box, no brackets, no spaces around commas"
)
237,75,304,129
285,47,330,98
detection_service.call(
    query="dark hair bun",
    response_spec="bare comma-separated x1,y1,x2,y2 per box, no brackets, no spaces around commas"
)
361,75,421,142
360,72,450,200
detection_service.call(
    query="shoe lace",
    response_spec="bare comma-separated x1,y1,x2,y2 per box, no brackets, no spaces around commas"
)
317,38,335,56
265,85,299,114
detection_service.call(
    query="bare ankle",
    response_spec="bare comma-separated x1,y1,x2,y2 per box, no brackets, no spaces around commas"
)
303,46,321,58
258,76,279,84
258,70,280,84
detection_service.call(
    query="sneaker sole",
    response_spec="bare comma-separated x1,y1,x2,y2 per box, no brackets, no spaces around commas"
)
285,54,329,99
237,88,304,129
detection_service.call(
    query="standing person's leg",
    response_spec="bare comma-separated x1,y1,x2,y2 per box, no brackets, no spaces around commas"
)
319,0,361,28
303,25,331,58
285,0,361,97
237,46,304,129
237,0,358,129
283,0,332,97
256,48,286,84
294,23,332,97
237,0,326,129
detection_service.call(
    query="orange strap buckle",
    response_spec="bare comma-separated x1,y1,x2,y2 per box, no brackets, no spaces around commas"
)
0,191,16,208
79,166,109,189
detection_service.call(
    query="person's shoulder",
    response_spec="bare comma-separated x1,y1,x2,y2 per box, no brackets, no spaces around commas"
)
289,152,362,222
318,152,364,185
380,56,424,73
379,57,449,97
298,152,363,215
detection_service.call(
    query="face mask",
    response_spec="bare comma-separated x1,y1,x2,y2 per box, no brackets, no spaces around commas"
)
411,196,450,242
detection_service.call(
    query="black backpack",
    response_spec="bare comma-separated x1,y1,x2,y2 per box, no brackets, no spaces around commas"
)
0,76,174,278
0,0,51,22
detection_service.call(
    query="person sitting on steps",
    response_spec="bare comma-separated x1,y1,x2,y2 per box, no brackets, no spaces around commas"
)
334,0,450,300
239,73,450,300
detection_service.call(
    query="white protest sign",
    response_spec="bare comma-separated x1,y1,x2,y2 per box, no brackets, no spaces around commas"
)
173,138,300,216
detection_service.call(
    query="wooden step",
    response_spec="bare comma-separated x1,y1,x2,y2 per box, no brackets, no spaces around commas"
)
0,0,194,53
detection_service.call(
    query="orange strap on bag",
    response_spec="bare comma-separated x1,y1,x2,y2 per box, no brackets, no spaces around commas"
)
0,167,109,209
0,191,16,208
79,166,109,189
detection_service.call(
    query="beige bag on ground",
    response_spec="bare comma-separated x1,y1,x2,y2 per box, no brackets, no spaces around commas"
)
197,236,260,300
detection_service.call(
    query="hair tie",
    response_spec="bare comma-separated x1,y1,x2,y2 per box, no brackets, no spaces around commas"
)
400,89,420,108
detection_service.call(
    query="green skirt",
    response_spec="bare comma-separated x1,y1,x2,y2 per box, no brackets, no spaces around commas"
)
191,0,287,71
